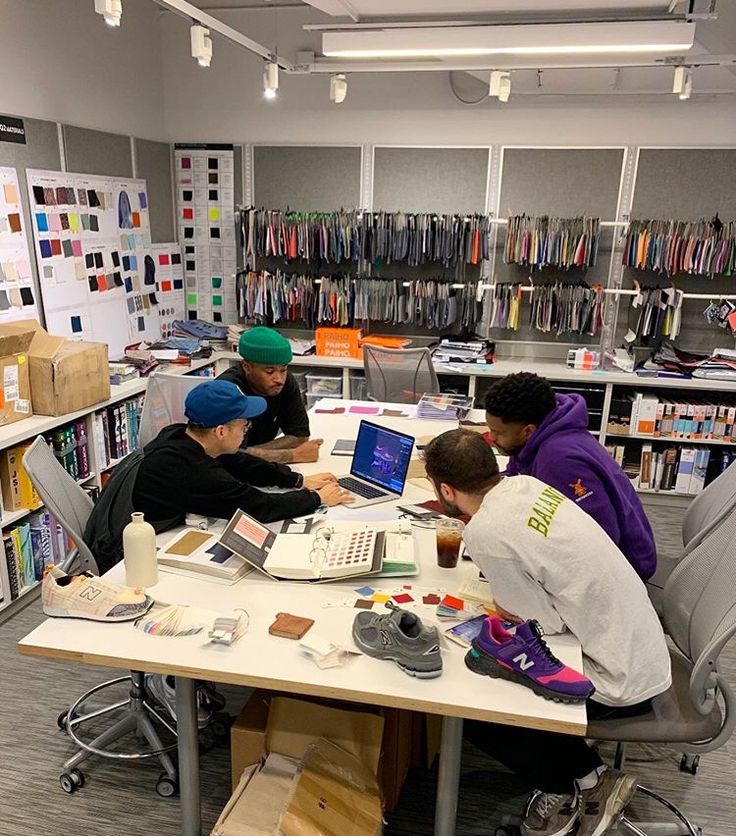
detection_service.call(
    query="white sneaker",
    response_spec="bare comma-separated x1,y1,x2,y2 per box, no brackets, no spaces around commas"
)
42,566,153,622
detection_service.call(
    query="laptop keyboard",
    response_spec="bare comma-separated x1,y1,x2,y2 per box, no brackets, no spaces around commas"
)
338,477,387,500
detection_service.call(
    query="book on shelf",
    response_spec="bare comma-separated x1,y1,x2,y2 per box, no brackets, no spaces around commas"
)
3,533,20,600
623,392,736,443
632,444,711,495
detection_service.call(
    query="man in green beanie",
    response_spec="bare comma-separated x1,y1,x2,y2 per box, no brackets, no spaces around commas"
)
217,326,322,464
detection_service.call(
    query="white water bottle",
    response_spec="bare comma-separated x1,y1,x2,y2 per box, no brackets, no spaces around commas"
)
123,512,158,588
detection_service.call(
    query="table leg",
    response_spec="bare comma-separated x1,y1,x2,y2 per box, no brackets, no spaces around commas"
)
434,715,463,836
175,677,201,836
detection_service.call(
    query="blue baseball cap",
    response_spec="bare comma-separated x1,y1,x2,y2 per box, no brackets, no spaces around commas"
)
184,380,267,428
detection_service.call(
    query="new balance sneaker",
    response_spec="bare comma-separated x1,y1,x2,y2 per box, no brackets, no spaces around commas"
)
464,617,595,703
145,674,222,730
352,602,442,678
577,768,638,836
42,566,154,622
522,789,580,836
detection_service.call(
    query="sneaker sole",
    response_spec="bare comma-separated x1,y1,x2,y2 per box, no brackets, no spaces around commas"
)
43,599,154,623
352,630,442,679
585,775,638,836
465,645,589,704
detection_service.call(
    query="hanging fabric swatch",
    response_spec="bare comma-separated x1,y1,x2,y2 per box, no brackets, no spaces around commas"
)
527,282,605,336
504,215,600,270
625,285,684,343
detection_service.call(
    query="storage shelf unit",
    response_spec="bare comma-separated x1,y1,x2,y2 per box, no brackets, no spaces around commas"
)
0,358,214,621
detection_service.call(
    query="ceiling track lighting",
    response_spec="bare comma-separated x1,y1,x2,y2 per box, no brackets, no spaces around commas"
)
264,60,279,100
94,0,122,27
673,65,692,99
191,24,213,68
329,73,348,104
489,70,511,103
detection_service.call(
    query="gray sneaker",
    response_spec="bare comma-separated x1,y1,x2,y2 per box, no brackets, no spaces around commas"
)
352,602,442,678
577,769,638,836
522,790,580,836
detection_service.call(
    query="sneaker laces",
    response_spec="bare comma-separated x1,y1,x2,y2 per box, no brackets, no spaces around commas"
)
527,623,562,667
531,792,570,818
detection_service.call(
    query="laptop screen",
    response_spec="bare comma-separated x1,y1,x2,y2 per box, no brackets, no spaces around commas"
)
350,421,415,495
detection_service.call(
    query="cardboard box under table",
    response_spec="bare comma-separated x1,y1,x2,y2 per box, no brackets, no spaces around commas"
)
0,320,109,416
0,324,33,426
218,695,384,836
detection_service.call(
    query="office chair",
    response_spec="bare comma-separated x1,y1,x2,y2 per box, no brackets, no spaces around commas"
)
363,345,439,404
138,371,205,449
585,487,736,836
23,436,180,798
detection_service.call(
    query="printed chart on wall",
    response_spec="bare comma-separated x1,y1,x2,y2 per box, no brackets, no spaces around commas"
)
26,169,159,358
0,167,40,322
174,144,237,325
151,243,185,338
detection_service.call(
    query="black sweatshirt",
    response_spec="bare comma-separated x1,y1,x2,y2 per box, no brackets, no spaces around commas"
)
132,424,321,524
216,365,310,446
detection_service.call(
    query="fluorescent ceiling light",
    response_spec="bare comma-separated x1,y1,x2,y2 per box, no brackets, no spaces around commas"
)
191,24,213,67
94,0,122,27
330,73,348,103
322,21,695,59
264,61,279,99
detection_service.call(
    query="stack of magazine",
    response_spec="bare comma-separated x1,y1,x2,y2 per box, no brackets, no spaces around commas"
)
417,393,474,420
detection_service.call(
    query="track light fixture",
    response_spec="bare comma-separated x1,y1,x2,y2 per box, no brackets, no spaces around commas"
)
191,24,213,67
329,74,348,104
264,61,279,99
489,70,511,103
673,65,692,100
94,0,122,27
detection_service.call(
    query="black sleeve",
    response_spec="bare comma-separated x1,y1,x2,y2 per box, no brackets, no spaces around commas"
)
278,374,310,438
217,450,301,489
177,457,319,523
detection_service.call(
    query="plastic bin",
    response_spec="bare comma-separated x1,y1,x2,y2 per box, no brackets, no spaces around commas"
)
350,374,369,401
307,392,342,410
306,373,343,396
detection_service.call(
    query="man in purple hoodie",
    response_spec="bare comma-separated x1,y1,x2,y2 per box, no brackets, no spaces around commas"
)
484,372,656,581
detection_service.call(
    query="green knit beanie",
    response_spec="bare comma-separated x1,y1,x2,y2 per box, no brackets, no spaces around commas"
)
238,327,293,366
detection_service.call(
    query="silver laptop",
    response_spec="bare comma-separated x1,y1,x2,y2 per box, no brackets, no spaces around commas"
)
337,420,415,508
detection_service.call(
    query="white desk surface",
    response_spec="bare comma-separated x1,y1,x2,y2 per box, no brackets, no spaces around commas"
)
18,404,586,736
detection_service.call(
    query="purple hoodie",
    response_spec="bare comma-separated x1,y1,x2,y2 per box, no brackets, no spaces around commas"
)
505,393,656,581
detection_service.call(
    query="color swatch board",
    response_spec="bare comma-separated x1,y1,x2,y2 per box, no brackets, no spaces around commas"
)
174,148,236,325
26,169,159,358
151,243,185,339
0,167,40,322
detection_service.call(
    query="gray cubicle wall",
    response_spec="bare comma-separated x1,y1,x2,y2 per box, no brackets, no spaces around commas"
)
135,138,174,242
373,147,488,214
616,148,736,353
63,125,133,178
253,146,361,211
0,116,63,326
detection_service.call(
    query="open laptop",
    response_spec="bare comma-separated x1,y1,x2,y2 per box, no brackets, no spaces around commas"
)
337,420,415,508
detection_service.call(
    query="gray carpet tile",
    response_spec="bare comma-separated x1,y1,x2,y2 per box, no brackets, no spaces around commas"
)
1,504,734,836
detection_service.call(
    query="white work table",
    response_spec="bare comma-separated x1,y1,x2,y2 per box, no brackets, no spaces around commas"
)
18,404,586,836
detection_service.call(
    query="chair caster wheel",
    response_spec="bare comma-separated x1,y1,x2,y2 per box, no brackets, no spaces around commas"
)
57,710,69,731
210,711,231,741
60,769,85,793
680,754,700,775
156,774,179,798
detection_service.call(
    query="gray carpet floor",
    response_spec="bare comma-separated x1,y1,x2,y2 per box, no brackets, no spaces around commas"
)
1,501,733,836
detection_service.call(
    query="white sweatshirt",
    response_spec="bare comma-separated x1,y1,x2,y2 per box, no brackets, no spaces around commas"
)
463,475,671,706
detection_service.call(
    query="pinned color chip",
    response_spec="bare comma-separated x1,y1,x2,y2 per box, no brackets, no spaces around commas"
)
97,274,108,292
50,239,62,256
208,157,218,169
208,189,218,201
20,287,34,306
161,280,172,292
171,253,181,265
112,251,120,267
182,190,193,201
181,157,191,169
132,211,141,228
187,293,197,305
371,594,391,604
94,252,103,269
7,213,21,233
158,254,170,266
210,227,220,239
88,276,98,292
122,255,131,271
182,208,193,220
124,277,133,293
208,172,218,185
186,260,195,271
32,185,45,204
3,184,19,204
89,215,99,232
39,240,52,259
138,316,145,331
43,265,54,280
212,295,222,306
71,240,83,257
184,227,194,239
70,315,83,334
139,192,147,209
68,213,80,231
61,239,73,258
48,214,62,232
208,208,220,222
392,593,414,604
85,253,95,269
213,312,222,323
35,213,49,232
212,276,222,288
173,279,183,290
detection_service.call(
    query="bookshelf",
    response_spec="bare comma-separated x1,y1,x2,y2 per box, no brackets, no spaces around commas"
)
0,357,215,621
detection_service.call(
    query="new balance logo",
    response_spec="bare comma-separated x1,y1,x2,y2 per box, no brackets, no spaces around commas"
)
512,652,535,671
379,630,393,647
79,586,102,602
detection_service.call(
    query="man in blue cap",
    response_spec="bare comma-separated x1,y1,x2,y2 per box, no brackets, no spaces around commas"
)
217,326,322,464
131,380,352,526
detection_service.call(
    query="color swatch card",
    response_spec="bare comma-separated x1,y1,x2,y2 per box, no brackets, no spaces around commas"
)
0,166,40,322
27,169,156,358
175,145,237,326
151,243,186,339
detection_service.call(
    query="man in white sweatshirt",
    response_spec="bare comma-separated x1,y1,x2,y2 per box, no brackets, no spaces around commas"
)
423,429,671,836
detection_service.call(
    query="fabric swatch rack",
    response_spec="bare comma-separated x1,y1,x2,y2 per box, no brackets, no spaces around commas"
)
239,207,492,268
623,217,736,277
527,281,605,336
624,283,685,343
504,214,601,270
235,269,485,331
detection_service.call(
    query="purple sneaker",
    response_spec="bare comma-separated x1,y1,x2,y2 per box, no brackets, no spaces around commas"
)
465,617,595,704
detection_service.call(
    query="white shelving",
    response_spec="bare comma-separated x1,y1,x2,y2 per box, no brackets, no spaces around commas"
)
622,432,736,448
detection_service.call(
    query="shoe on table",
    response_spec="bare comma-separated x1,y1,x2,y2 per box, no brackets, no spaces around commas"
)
577,768,638,836
465,617,595,703
42,566,153,622
145,674,217,730
522,790,580,836
352,601,442,678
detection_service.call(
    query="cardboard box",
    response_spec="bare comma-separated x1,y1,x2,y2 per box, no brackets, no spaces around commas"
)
316,327,363,360
218,699,384,836
0,321,110,416
231,691,413,813
0,354,32,426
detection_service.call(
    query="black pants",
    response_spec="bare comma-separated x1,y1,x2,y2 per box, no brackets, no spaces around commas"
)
464,699,652,795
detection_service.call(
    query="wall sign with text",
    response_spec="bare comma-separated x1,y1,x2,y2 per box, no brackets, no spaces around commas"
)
0,117,26,145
